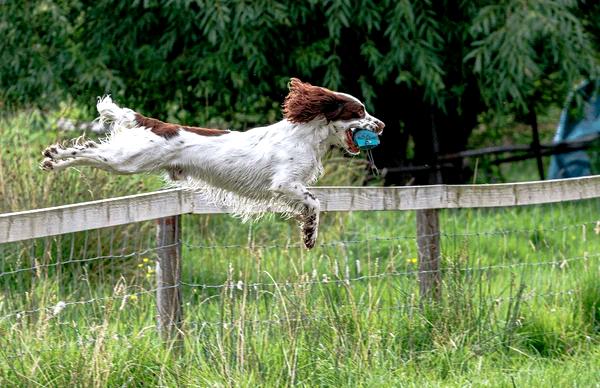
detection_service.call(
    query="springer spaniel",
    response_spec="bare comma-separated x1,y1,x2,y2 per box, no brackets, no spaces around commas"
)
41,78,385,249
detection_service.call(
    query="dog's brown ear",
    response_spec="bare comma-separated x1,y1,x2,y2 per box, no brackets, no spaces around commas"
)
283,78,343,123
288,78,308,92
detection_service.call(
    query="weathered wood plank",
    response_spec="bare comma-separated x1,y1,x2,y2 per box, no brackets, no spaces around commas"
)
1,175,599,243
313,175,600,211
0,189,195,244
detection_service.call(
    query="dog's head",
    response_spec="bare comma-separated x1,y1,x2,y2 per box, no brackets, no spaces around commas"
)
282,78,385,155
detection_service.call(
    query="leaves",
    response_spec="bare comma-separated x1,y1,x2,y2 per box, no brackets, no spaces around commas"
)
466,0,600,112
1,0,598,130
377,0,446,104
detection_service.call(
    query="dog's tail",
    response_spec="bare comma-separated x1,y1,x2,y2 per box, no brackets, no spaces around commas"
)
96,95,138,131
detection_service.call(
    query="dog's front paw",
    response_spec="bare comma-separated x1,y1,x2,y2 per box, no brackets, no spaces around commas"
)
303,231,317,249
301,213,319,250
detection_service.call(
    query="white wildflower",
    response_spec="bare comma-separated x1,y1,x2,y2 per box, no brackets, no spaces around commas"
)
52,301,67,316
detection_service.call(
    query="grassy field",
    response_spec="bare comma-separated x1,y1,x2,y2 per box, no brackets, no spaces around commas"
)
1,113,599,386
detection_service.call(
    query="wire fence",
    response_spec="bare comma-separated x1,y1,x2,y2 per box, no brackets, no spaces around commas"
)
0,185,599,362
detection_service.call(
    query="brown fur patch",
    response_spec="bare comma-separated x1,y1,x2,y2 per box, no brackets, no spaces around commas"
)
134,113,229,139
282,78,364,123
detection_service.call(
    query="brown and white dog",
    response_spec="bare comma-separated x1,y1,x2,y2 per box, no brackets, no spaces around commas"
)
41,78,384,249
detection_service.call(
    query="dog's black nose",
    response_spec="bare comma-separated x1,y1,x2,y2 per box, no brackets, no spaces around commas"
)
375,119,385,134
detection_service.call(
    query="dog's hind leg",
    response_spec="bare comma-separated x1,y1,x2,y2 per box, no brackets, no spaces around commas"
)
272,182,320,249
43,141,100,161
40,156,106,172
42,136,163,174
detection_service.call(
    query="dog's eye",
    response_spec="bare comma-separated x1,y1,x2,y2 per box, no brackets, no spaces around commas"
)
352,110,364,119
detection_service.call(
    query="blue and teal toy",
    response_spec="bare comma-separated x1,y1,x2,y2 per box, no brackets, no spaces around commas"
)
352,128,380,150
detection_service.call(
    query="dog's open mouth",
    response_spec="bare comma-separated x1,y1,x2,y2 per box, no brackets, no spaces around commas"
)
345,129,360,154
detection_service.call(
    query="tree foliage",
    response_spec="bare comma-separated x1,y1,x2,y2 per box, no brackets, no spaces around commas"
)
467,0,598,110
1,0,599,182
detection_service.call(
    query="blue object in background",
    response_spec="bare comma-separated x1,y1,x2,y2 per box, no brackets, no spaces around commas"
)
549,80,600,179
353,129,380,150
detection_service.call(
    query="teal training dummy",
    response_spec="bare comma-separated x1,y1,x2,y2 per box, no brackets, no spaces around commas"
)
352,128,380,150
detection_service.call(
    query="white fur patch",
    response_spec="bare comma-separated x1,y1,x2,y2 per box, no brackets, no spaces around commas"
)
96,95,137,132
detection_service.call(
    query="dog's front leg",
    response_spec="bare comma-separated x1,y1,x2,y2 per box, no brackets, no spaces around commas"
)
272,182,320,249
300,205,319,249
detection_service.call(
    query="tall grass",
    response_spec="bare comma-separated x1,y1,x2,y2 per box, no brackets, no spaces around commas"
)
1,113,599,386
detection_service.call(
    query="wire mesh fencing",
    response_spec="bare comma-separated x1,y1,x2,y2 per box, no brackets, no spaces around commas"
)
0,193,599,362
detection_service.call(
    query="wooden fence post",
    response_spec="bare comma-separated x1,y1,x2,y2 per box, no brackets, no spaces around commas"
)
156,215,184,347
416,208,441,301
417,113,443,303
528,104,545,180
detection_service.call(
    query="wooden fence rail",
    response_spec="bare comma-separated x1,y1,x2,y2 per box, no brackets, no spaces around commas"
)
1,175,600,344
2,175,600,244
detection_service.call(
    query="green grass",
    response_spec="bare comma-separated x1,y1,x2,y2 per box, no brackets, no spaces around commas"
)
1,113,600,386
